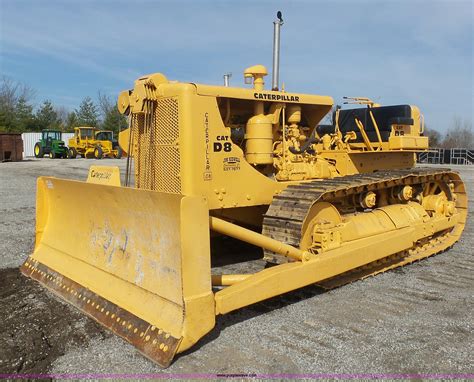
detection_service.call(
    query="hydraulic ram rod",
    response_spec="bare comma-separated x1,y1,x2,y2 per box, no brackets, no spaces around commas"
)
209,216,310,262
211,274,251,286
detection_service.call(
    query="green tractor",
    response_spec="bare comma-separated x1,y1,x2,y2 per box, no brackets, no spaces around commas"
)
34,130,68,159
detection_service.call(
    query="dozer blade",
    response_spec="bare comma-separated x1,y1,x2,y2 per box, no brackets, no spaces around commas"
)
20,177,215,368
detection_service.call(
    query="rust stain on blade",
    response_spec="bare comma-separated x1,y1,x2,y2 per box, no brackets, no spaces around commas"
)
20,256,181,368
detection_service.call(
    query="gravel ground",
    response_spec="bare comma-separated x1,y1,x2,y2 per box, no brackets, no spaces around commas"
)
0,158,472,376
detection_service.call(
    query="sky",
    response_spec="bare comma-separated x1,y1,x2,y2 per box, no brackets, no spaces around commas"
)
0,0,472,132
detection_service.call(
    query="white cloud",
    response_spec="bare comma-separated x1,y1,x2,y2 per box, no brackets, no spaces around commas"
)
0,0,472,129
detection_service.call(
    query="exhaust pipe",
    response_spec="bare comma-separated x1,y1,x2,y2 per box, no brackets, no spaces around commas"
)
223,73,232,87
271,11,284,91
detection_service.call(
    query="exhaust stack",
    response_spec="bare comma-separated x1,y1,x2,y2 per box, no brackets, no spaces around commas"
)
272,11,284,91
223,73,232,87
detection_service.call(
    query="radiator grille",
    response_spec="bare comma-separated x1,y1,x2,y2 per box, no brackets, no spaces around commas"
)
131,98,181,194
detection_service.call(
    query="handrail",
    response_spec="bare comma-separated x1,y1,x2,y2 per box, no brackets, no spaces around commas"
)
420,148,473,165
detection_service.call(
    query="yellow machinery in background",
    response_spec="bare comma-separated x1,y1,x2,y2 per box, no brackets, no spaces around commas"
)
95,130,122,159
22,12,467,368
68,127,121,159
67,126,97,158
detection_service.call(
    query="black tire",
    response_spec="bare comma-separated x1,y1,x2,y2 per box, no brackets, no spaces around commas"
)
68,147,77,159
115,147,122,159
94,146,103,160
34,143,43,158
62,150,68,159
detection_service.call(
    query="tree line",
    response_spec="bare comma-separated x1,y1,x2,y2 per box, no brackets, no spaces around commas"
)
424,118,473,149
0,77,127,134
1,77,472,148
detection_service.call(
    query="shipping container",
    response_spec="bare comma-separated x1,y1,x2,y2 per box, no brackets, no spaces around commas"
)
0,133,23,162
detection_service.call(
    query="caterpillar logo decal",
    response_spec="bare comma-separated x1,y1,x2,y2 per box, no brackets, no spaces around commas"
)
254,93,300,102
90,169,112,180
204,112,212,181
86,166,121,186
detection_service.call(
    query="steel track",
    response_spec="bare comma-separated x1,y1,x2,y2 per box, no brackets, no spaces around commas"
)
262,167,468,289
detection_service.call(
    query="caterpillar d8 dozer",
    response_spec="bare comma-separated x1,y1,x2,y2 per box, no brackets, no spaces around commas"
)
21,12,467,368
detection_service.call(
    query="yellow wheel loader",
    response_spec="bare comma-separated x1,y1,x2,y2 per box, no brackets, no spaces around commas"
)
21,13,467,368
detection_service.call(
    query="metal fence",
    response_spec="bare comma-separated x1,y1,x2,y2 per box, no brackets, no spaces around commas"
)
418,148,474,165
22,132,74,158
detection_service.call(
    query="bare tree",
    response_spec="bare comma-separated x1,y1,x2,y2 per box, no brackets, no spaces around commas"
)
442,117,473,148
0,77,37,131
97,91,114,120
55,105,70,131
0,76,36,107
424,125,442,147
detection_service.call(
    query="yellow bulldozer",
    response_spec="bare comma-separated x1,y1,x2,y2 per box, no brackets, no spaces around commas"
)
21,13,467,368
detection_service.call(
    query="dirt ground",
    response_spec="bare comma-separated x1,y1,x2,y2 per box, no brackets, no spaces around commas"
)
0,158,472,377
